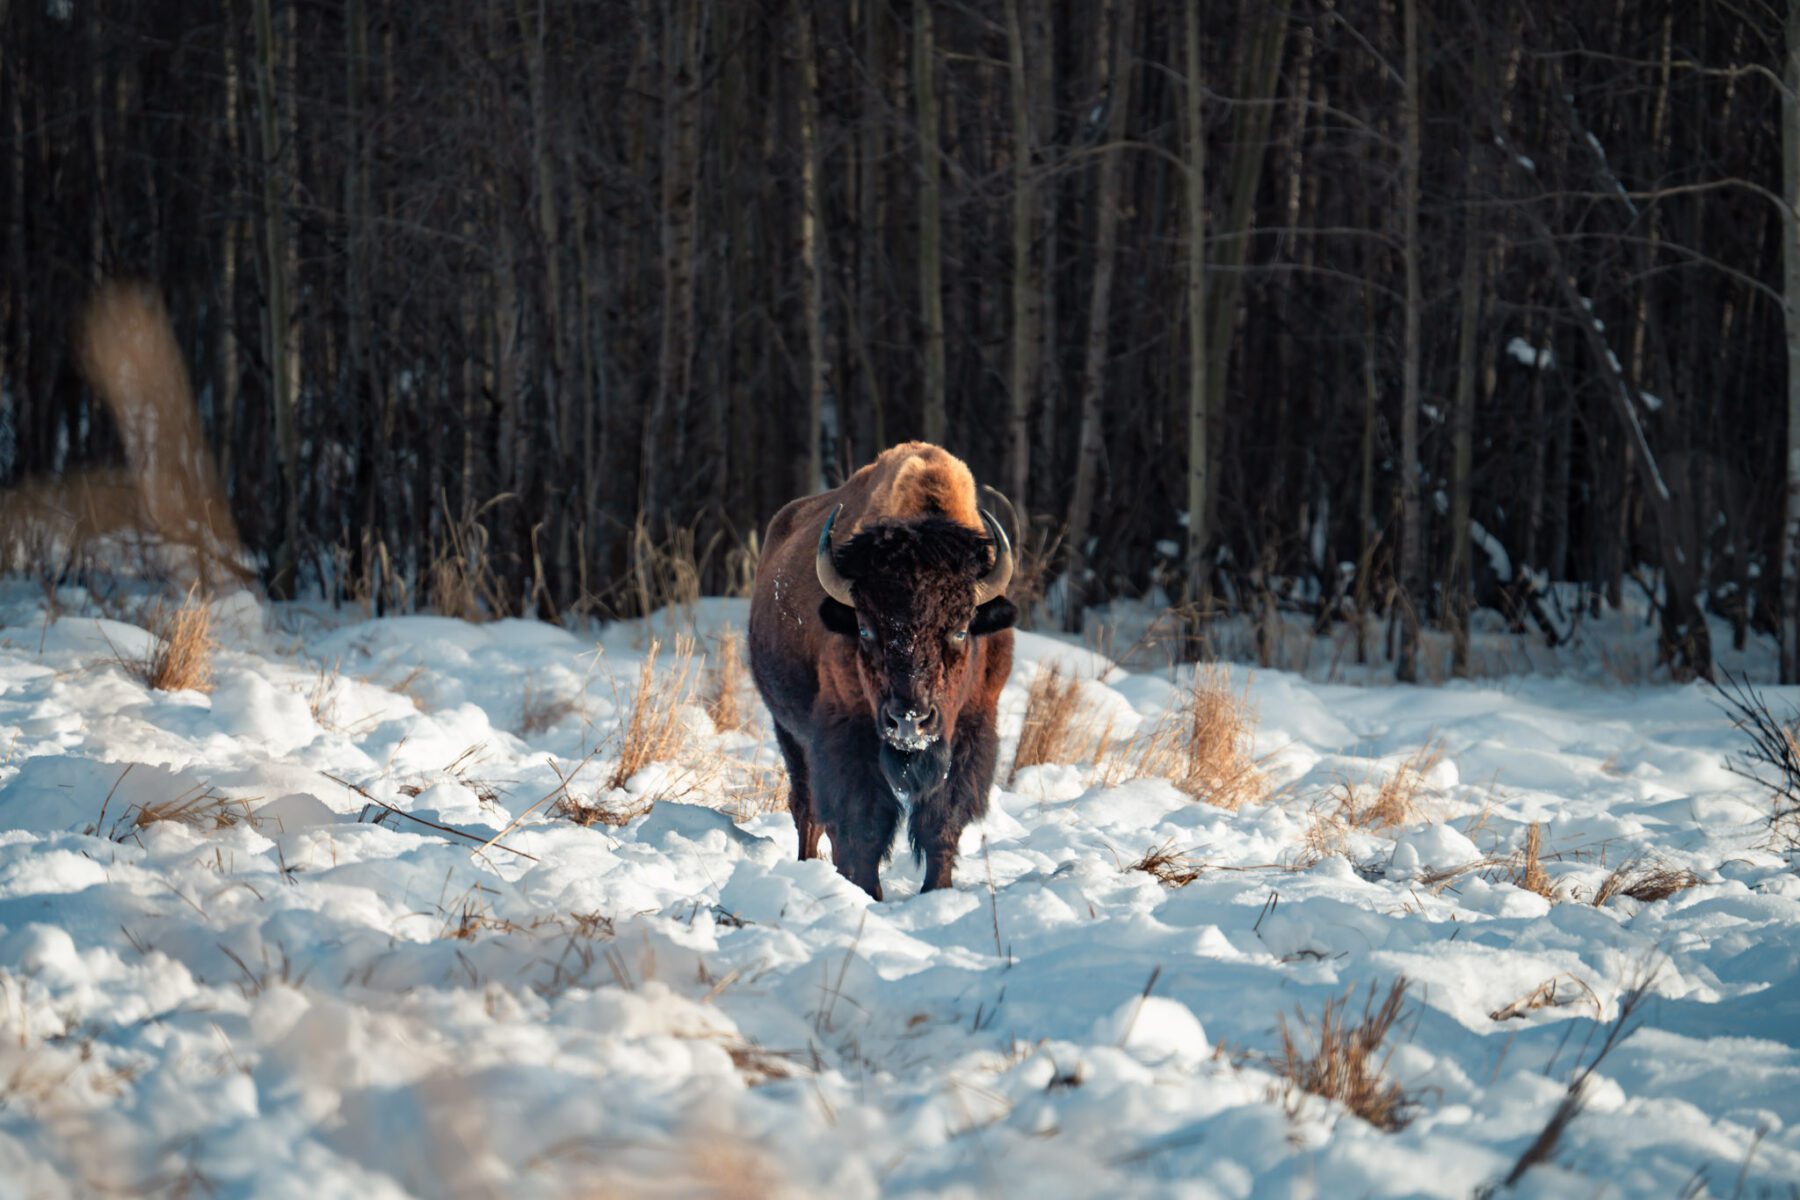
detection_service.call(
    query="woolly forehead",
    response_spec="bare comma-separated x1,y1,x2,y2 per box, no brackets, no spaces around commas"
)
834,518,995,620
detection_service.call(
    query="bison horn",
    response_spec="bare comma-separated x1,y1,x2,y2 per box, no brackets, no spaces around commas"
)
816,505,856,606
973,508,1015,606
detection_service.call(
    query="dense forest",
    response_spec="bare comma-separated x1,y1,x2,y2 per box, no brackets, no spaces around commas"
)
1,0,1797,683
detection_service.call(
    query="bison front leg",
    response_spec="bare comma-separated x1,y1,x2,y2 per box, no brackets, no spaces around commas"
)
811,719,902,900
773,725,820,861
911,709,999,891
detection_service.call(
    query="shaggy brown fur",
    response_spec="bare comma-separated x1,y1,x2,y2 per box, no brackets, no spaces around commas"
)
748,444,1015,898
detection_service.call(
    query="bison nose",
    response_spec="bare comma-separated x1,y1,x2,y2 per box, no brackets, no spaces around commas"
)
879,700,940,750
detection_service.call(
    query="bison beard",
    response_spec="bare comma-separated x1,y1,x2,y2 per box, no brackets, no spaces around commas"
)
749,462,1015,900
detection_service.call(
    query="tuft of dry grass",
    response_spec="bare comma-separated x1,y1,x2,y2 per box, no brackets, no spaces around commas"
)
426,494,512,621
716,759,790,823
1591,859,1701,906
119,781,252,839
1130,840,1204,888
1102,664,1267,810
1272,978,1416,1132
1008,663,1114,784
518,681,580,738
125,592,216,693
1488,974,1600,1022
607,637,700,791
1512,823,1556,900
555,639,708,827
705,628,752,733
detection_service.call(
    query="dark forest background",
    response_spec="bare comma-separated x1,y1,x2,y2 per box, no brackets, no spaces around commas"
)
3,0,1798,683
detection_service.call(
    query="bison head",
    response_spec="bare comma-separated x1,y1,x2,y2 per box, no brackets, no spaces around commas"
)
815,507,1015,802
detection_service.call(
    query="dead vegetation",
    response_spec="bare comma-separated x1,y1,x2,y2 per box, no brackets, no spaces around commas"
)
1511,823,1556,901
122,591,216,693
1591,859,1701,906
1272,977,1416,1132
705,628,752,733
1488,974,1601,1022
425,494,512,621
117,781,252,840
1008,663,1114,783
1130,840,1204,888
1103,664,1268,810
1294,742,1444,867
1712,671,1800,845
1484,980,1652,1194
555,637,708,827
518,681,580,738
606,637,700,791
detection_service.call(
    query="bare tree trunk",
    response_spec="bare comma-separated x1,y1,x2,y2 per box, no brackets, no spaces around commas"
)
915,0,946,445
253,0,299,595
1004,0,1041,510
1201,0,1291,539
797,0,825,495
1449,169,1481,678
647,0,700,522
856,0,888,458
1782,0,1800,682
1396,0,1423,683
217,4,241,486
1064,0,1136,633
1181,0,1208,603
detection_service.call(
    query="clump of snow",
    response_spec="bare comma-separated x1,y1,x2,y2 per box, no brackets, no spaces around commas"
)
0,581,1797,1195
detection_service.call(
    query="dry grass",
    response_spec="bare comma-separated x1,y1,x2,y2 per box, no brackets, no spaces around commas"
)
716,759,789,823
1130,840,1203,888
1489,981,1651,1192
118,781,252,839
555,638,708,827
426,493,511,621
1512,823,1557,900
723,529,762,600
124,592,216,693
1008,663,1114,783
1713,671,1800,845
1273,978,1416,1132
1591,859,1701,906
1101,664,1267,810
518,681,580,738
607,637,700,791
1488,974,1600,1022
705,628,752,733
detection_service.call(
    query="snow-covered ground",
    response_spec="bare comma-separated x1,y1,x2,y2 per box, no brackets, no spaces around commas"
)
1,585,1798,1198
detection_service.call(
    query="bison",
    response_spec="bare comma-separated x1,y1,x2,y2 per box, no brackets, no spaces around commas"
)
748,443,1016,899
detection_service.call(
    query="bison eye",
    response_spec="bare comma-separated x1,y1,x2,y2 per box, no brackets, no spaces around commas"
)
949,629,968,644
858,624,874,641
